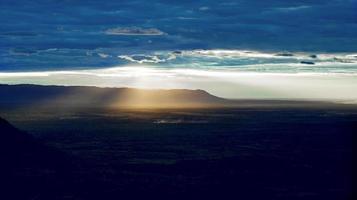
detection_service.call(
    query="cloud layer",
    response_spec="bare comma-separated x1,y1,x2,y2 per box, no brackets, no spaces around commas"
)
0,0,356,70
105,27,166,36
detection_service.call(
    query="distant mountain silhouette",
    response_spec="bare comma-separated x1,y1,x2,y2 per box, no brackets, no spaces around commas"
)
0,84,345,109
0,84,226,108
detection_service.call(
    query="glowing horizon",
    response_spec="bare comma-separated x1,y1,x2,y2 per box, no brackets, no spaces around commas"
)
1,65,357,102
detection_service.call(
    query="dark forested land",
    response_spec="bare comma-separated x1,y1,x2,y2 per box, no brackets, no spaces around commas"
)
0,84,356,200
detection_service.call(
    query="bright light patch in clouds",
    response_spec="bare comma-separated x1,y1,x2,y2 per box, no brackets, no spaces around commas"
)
105,27,166,36
199,6,210,11
274,5,311,11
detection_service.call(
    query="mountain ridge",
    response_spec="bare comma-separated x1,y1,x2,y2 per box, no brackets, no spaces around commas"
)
0,84,350,109
0,84,226,108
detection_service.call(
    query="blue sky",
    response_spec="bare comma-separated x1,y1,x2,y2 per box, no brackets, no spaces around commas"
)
0,0,356,70
1,0,357,100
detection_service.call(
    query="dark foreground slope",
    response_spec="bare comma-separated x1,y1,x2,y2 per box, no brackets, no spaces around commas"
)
0,117,74,200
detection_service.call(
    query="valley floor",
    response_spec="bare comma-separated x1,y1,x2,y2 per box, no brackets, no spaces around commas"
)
1,106,356,200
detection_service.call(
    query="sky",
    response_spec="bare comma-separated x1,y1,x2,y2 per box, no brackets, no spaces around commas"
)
1,0,357,70
0,0,356,100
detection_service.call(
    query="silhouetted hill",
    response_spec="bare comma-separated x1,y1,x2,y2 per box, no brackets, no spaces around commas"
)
0,84,226,108
0,117,69,167
0,84,345,110
0,117,73,200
